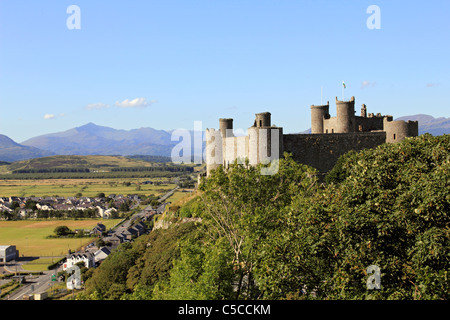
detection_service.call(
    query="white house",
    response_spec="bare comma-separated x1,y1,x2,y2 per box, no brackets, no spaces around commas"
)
96,206,105,218
63,252,95,271
103,208,117,218
0,204,12,213
18,209,34,219
36,203,51,211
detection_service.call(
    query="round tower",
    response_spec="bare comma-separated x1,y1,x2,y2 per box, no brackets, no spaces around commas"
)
205,128,223,176
248,125,283,166
219,118,234,138
336,96,356,133
383,118,418,143
255,112,271,127
310,102,329,134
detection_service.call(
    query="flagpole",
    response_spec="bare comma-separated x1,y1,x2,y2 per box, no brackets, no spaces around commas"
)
342,81,344,101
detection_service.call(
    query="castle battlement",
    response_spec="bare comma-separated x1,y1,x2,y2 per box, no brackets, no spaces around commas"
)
205,96,419,176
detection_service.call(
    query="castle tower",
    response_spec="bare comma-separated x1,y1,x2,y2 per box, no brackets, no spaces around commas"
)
255,112,271,127
361,104,367,117
219,118,234,138
383,117,419,143
310,102,330,134
248,112,283,166
336,96,356,133
205,128,223,176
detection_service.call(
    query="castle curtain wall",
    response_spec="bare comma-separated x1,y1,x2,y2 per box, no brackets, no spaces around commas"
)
283,132,386,173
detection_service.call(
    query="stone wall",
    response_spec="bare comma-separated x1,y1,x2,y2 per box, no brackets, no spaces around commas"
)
283,132,386,173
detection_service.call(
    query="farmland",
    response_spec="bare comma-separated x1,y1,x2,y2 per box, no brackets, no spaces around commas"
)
0,155,199,197
0,219,121,257
0,178,177,198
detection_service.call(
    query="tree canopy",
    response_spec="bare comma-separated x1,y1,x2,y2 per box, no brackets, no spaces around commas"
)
79,134,449,300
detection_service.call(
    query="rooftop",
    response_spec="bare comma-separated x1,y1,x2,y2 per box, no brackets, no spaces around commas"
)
0,245,15,250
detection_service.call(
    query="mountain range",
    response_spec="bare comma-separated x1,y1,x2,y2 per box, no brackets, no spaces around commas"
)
0,114,449,162
21,122,178,157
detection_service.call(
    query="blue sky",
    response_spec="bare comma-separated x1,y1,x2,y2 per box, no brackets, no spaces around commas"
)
0,0,449,142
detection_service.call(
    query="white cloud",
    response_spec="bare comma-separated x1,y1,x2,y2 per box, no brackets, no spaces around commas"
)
85,103,110,110
361,81,377,89
115,97,157,109
426,83,439,87
44,114,55,120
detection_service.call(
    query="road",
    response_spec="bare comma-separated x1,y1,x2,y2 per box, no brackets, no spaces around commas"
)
4,268,60,300
121,186,177,228
158,186,179,203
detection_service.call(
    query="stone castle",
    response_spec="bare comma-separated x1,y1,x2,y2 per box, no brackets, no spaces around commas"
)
204,96,418,176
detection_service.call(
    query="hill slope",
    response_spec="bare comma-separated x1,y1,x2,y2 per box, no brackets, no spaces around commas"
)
0,134,55,162
3,155,156,173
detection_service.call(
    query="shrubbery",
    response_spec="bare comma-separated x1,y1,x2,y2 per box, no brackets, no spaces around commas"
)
79,134,449,300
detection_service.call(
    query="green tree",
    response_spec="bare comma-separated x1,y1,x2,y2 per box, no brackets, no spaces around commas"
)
198,154,318,299
324,150,358,184
24,199,37,210
152,235,234,300
130,222,198,291
54,225,72,237
263,134,450,299
119,201,130,212
10,201,20,211
85,242,138,299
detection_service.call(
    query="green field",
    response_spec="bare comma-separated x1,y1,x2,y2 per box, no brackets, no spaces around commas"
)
0,178,177,198
0,154,197,197
0,219,121,257
165,190,193,204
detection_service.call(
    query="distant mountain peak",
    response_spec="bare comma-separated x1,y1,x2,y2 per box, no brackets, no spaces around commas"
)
79,122,97,127
76,122,105,130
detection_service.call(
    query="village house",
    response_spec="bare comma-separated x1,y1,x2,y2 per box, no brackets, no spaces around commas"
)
63,252,95,271
36,203,52,211
103,234,122,247
92,223,106,236
94,247,111,264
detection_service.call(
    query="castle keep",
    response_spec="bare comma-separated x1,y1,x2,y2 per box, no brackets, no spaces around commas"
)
205,96,418,176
